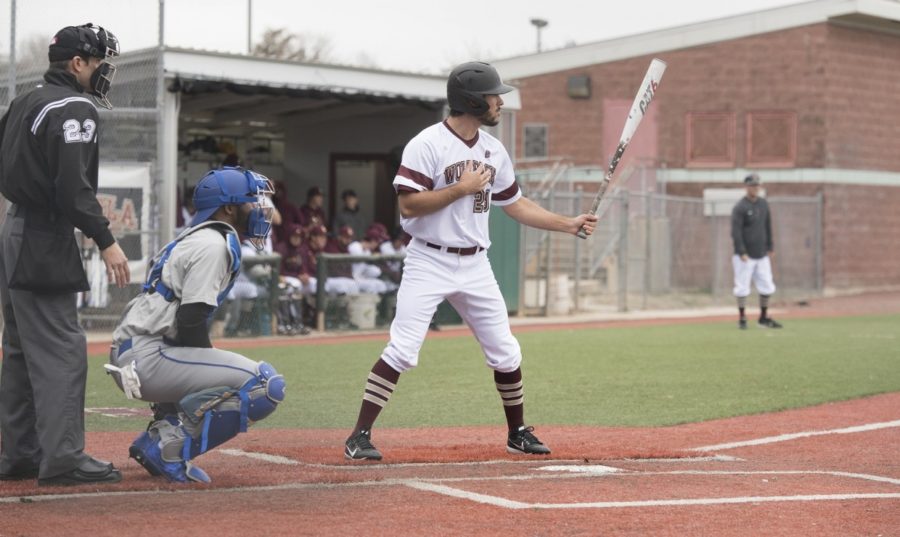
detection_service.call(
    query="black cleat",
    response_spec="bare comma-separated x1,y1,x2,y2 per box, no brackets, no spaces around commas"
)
758,317,783,329
345,429,383,461
507,425,551,455
738,318,747,330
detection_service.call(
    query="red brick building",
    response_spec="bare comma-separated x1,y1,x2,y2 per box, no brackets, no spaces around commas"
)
494,0,900,291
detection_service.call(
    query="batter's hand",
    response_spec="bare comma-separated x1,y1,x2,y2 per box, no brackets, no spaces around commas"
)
458,162,492,195
740,254,749,262
569,213,598,236
101,242,131,288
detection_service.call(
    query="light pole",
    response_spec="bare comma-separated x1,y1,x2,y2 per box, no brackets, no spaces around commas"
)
530,18,548,53
247,0,253,54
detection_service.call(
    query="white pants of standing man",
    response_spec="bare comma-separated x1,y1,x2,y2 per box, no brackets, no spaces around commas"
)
732,255,776,297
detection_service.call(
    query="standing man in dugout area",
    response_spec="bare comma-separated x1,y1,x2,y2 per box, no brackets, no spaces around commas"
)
731,173,783,330
106,167,286,483
0,23,129,486
343,61,598,461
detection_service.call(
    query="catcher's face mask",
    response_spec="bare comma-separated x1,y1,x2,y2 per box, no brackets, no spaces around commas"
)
191,167,276,252
87,24,119,110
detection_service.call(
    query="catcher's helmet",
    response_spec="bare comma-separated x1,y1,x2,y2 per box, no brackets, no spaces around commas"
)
191,167,275,250
446,61,514,116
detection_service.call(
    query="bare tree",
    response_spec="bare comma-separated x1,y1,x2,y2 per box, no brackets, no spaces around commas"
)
252,28,333,63
16,33,53,71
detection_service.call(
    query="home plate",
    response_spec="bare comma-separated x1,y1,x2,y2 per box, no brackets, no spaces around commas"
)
538,465,622,474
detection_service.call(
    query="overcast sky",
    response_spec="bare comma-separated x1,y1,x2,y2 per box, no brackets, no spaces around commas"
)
3,0,804,73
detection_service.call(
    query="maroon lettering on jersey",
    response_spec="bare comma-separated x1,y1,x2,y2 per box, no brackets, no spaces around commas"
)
443,160,497,186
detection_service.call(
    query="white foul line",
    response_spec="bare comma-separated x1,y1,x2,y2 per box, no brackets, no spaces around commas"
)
528,493,900,510
692,419,900,452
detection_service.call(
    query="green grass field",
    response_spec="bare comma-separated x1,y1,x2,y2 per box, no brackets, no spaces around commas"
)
85,314,900,432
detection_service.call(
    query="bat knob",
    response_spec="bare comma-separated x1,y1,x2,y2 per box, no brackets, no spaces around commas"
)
576,229,588,240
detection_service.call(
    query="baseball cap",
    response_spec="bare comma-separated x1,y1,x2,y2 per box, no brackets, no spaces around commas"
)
338,225,354,239
307,186,323,199
309,224,328,237
365,222,390,243
341,189,357,200
48,24,106,62
744,173,761,186
286,223,304,237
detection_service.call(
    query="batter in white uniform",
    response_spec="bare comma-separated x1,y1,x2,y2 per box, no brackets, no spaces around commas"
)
344,62,598,460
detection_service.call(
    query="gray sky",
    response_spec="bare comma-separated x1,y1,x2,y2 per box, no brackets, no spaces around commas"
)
3,0,804,73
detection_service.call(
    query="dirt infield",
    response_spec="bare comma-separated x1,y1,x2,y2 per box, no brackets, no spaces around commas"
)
2,392,898,536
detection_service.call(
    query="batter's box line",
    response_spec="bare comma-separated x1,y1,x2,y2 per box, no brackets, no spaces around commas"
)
218,448,741,470
404,469,900,510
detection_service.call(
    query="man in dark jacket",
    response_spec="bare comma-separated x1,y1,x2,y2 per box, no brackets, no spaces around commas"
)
0,23,129,486
731,173,782,330
332,189,366,240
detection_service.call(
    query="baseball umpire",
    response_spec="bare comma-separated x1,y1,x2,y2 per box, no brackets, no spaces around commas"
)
106,167,286,483
343,61,598,461
0,23,128,486
731,173,782,329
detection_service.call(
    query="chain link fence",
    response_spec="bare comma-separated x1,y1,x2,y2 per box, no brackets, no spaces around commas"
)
519,166,823,314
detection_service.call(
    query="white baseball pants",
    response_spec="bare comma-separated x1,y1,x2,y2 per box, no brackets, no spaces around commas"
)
381,240,521,373
732,255,776,297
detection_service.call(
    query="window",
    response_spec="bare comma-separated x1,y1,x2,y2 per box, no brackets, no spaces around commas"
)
746,111,796,167
685,112,735,167
523,124,548,159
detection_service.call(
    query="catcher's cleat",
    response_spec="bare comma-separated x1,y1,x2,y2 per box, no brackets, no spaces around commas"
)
344,429,382,461
129,431,210,483
738,318,747,330
758,317,783,329
507,425,551,455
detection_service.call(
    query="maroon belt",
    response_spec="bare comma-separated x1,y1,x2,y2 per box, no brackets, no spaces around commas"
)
425,242,484,256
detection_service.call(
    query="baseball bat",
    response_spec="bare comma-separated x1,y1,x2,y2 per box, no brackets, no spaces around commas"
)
576,58,667,239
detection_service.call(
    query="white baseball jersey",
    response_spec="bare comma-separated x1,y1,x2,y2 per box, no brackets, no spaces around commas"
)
394,120,522,249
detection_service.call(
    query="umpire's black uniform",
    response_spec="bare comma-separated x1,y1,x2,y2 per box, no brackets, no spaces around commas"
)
0,68,118,482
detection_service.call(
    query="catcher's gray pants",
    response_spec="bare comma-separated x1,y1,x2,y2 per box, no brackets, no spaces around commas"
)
110,336,259,404
0,213,90,479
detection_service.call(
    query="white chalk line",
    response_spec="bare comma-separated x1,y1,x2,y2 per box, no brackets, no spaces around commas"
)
692,419,900,452
218,448,738,469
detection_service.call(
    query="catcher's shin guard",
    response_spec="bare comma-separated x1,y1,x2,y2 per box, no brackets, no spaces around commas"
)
179,361,286,461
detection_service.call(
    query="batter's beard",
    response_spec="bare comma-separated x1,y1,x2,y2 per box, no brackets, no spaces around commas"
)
479,111,500,127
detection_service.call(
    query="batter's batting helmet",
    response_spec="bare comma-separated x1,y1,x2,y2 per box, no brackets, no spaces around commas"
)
447,61,514,116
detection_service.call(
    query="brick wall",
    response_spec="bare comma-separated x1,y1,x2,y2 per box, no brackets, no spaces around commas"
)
512,24,832,169
824,25,900,170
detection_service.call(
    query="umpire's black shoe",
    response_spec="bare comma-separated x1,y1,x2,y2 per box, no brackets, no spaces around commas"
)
0,465,39,481
345,429,383,461
738,318,747,330
507,425,551,455
758,317,783,329
38,457,122,487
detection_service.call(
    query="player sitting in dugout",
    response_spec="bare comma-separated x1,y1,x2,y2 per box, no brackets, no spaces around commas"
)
106,167,286,483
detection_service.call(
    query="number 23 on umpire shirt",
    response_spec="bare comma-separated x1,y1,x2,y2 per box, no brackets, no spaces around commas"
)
393,120,521,249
